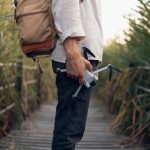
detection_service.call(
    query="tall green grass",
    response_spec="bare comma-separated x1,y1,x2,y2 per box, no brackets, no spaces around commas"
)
0,0,56,138
95,0,150,144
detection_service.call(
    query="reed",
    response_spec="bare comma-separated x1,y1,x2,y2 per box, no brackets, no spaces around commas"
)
0,0,56,139
95,0,150,144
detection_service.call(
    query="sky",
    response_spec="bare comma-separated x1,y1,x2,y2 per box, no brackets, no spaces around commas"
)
101,0,138,44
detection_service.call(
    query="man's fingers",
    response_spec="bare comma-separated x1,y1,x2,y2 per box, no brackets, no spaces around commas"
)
67,72,73,78
66,57,93,83
67,70,79,79
85,60,93,72
79,73,84,84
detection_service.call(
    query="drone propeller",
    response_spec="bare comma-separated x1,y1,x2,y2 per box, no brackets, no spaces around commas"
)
111,65,122,73
108,64,122,82
82,47,96,60
108,65,113,82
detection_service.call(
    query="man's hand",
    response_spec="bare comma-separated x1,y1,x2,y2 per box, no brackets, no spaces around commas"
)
64,38,92,84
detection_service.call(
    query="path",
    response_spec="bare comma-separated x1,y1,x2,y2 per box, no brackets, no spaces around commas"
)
0,99,147,150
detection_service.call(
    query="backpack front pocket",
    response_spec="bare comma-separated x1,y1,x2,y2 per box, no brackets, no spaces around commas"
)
16,0,52,44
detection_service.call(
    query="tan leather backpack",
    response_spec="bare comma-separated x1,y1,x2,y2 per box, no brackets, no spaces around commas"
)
14,0,57,59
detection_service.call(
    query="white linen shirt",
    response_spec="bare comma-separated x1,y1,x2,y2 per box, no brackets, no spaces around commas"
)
51,0,103,63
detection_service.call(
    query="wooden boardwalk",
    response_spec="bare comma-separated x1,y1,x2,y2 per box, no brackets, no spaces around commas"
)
0,99,148,150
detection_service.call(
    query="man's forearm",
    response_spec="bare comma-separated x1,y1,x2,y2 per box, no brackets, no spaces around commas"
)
63,37,81,58
63,37,92,83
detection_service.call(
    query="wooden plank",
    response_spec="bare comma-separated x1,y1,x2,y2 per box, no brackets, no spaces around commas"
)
26,80,37,85
0,80,37,91
0,103,15,115
0,62,16,67
0,62,36,70
0,83,15,91
0,99,148,150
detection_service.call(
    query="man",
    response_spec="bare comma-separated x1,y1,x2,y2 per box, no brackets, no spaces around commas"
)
51,0,103,149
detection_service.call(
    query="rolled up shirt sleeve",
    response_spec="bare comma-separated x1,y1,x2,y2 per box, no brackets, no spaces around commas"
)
52,0,86,43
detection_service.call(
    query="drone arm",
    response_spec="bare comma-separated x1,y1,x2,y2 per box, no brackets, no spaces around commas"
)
93,65,109,74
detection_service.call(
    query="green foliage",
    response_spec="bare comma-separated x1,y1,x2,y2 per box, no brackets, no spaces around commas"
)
103,0,150,67
95,0,150,144
103,39,128,68
108,68,150,144
0,0,19,61
0,0,22,138
125,0,150,65
0,0,56,138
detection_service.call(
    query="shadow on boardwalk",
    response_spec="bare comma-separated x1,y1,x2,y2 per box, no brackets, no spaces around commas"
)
0,99,147,150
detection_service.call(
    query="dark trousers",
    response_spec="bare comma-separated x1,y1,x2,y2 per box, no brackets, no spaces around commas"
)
51,60,98,150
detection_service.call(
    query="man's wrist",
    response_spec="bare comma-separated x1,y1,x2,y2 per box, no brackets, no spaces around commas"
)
63,37,81,58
